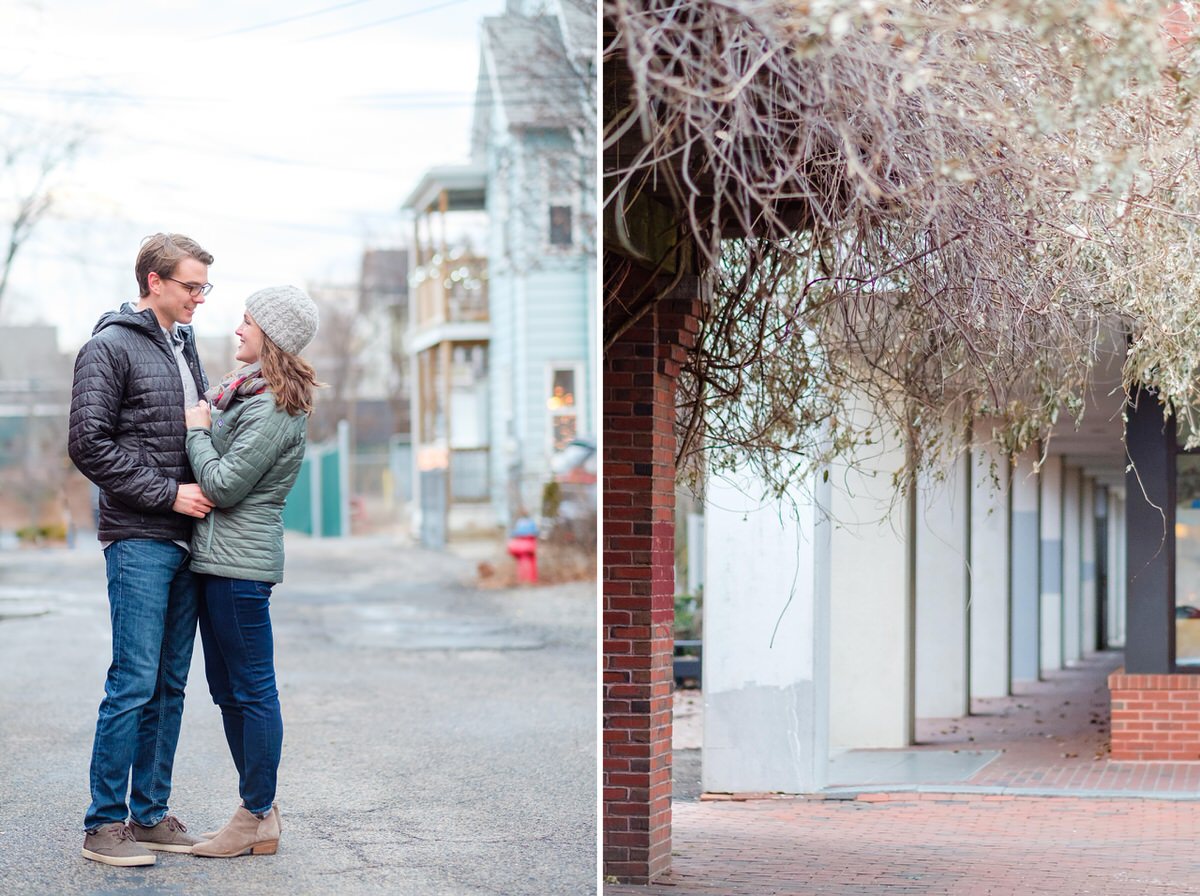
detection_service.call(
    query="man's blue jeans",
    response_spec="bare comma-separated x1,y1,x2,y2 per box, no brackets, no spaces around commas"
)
197,576,282,817
85,539,198,830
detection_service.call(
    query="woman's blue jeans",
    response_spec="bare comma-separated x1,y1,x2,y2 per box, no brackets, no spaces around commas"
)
197,575,282,816
85,539,197,831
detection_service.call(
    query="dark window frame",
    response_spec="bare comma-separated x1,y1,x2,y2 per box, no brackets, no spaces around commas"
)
549,205,573,247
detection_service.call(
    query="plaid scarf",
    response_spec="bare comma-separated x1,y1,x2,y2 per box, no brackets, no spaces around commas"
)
205,362,269,411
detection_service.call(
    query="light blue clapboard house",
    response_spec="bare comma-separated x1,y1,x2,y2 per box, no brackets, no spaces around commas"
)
404,0,595,540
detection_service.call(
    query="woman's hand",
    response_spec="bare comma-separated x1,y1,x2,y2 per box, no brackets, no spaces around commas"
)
185,400,212,430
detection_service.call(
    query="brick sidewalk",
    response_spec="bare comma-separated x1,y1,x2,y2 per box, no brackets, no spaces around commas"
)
605,794,1200,894
908,651,1200,795
611,652,1200,892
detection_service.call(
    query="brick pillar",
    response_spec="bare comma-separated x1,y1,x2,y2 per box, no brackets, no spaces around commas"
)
602,275,701,884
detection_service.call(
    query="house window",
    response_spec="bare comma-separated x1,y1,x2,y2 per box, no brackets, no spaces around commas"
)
1177,455,1200,665
449,343,488,449
549,205,573,247
547,366,580,452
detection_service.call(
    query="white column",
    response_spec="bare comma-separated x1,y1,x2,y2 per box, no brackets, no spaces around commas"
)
703,467,830,793
686,512,705,595
1011,449,1041,681
916,454,969,719
1080,478,1098,654
1109,491,1127,648
1062,466,1082,665
970,445,1010,698
829,428,911,749
1040,455,1064,673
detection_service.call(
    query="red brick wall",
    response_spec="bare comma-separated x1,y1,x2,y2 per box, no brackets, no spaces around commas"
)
603,277,701,884
1109,668,1200,760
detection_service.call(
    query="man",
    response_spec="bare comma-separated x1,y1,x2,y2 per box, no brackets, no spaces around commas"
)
68,233,216,866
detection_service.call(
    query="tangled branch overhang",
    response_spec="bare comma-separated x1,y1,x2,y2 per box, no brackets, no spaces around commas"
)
604,0,1200,493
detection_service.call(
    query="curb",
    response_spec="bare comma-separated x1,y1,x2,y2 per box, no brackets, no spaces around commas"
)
696,785,1200,802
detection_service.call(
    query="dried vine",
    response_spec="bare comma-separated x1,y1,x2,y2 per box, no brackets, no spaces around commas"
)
604,0,1200,494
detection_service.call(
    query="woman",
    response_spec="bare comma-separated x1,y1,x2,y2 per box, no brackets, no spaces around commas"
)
183,285,319,858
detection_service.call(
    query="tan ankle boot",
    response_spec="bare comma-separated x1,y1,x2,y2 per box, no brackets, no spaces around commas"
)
192,806,280,858
200,802,240,840
201,802,279,840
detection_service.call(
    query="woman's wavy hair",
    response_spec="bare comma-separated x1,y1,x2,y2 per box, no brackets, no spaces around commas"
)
259,334,320,416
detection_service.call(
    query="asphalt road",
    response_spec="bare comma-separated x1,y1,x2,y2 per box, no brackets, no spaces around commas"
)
0,534,597,895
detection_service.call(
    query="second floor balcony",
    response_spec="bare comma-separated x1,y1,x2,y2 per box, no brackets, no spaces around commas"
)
411,253,489,328
403,164,489,332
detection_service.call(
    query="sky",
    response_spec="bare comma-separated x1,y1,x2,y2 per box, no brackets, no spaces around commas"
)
0,0,511,352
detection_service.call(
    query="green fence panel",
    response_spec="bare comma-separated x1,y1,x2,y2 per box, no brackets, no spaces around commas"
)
320,447,342,537
283,454,314,534
281,439,344,537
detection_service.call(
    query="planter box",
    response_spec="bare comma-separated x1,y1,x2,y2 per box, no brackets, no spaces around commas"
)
674,639,702,688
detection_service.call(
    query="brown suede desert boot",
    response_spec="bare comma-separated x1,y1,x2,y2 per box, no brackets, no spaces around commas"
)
82,822,156,866
130,815,201,853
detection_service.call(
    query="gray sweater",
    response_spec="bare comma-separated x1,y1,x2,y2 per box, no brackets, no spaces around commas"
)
185,392,307,583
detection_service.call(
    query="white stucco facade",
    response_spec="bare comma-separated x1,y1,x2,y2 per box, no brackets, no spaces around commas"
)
828,428,912,749
915,456,969,719
1062,466,1083,665
1039,455,1064,674
692,431,1125,794
703,468,831,793
969,445,1011,699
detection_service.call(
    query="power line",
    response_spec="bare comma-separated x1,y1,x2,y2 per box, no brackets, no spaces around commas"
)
298,0,476,42
0,83,147,103
93,130,410,177
202,0,378,40
21,208,387,257
0,71,581,103
0,84,589,119
0,76,584,105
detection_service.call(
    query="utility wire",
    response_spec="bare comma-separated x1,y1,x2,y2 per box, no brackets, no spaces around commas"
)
298,0,477,42
0,77,584,108
0,88,586,119
0,70,580,100
202,0,377,40
205,0,486,41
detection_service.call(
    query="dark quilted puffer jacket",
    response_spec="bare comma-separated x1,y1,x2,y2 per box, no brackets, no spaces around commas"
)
68,304,208,542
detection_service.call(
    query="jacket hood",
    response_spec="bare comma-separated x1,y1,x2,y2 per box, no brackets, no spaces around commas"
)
92,303,193,343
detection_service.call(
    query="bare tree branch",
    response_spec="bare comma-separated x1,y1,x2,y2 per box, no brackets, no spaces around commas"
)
0,126,84,313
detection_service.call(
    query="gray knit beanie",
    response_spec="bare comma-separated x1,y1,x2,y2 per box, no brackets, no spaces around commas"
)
245,285,319,354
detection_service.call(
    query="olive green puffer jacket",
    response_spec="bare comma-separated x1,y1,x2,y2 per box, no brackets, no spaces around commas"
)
185,392,307,583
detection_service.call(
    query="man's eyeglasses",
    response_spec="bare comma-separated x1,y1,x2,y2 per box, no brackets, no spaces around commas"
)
162,276,213,298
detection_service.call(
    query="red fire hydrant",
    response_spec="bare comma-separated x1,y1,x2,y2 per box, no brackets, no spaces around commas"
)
507,517,539,584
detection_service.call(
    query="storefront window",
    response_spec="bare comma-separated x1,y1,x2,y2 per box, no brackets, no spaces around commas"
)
1176,454,1200,665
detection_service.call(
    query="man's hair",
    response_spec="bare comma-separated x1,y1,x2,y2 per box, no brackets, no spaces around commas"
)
135,233,214,297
